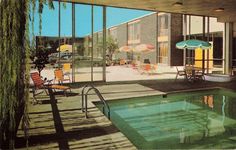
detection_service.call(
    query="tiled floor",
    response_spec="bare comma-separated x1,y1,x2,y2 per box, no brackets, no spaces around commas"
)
16,83,165,149
16,79,236,149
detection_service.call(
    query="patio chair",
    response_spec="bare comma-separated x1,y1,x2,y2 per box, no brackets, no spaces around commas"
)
119,59,126,65
54,69,71,84
194,69,205,81
143,59,151,64
151,64,158,74
175,66,187,81
142,64,151,75
131,60,138,69
185,66,194,81
232,67,236,76
63,63,71,75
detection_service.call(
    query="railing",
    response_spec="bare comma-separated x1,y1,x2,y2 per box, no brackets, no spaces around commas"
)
81,84,110,120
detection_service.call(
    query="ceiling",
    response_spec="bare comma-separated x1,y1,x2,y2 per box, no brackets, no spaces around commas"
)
61,0,236,22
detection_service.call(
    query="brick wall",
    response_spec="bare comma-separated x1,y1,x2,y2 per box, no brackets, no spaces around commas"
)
170,13,183,66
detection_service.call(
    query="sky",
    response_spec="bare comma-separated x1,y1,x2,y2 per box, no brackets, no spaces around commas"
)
32,2,153,37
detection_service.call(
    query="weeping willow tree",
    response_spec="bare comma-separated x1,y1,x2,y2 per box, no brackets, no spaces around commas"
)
0,0,54,149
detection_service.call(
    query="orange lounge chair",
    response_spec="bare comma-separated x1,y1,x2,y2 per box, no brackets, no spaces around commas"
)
31,72,71,104
31,72,49,103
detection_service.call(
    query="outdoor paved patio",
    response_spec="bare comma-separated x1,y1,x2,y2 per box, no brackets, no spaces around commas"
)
30,64,225,84
30,65,181,84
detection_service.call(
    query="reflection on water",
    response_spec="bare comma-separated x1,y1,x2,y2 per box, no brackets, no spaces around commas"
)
98,89,236,149
203,95,214,108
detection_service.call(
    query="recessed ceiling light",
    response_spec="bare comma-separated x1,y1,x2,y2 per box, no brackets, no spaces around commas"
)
173,2,183,7
214,8,224,12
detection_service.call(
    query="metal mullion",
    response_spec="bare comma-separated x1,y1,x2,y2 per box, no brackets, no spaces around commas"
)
206,16,210,73
91,5,94,82
58,0,61,64
103,6,106,82
202,16,205,73
72,3,75,82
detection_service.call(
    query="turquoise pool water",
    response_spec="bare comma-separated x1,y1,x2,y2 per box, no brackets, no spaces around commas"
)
95,89,236,149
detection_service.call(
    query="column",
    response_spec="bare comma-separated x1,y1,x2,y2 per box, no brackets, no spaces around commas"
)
223,22,233,74
183,14,187,65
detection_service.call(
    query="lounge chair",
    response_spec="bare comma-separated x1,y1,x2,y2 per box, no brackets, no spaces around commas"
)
54,69,71,84
31,72,71,104
30,72,50,104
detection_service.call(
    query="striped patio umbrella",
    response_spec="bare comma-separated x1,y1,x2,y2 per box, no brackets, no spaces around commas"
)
176,39,212,73
119,45,133,52
134,44,155,53
176,39,211,50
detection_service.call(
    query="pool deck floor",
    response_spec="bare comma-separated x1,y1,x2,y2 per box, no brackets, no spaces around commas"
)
16,79,236,149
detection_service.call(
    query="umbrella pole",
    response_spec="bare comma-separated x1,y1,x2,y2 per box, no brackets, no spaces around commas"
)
206,49,209,74
183,48,186,65
202,49,205,73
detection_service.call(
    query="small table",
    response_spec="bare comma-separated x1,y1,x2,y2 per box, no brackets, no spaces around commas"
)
185,66,204,81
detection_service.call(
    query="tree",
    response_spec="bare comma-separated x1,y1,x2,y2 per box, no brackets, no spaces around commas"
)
0,0,54,149
32,46,50,76
106,36,119,61
96,35,119,62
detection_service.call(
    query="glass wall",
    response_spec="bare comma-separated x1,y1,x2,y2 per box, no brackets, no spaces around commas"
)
105,7,155,82
158,13,169,37
93,6,104,81
59,2,72,81
32,1,59,82
128,20,141,44
73,4,105,82
207,17,224,74
158,13,169,65
186,15,224,74
233,23,236,70
32,2,106,83
74,4,92,82
158,42,168,64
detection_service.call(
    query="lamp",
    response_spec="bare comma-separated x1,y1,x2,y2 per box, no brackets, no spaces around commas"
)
214,8,224,12
173,2,183,7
